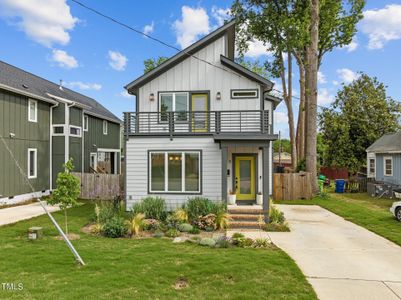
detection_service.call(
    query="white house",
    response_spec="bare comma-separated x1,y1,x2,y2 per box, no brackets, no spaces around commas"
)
123,20,281,220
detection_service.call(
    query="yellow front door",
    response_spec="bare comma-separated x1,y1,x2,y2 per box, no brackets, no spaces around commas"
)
191,93,208,132
235,156,255,200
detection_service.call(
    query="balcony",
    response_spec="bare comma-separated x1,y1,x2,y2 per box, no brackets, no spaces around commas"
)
124,110,272,137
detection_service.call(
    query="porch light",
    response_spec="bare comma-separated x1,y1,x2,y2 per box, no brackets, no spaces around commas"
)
149,93,155,101
216,92,221,100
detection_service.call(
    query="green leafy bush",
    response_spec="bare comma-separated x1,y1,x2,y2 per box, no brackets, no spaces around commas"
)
269,204,285,224
165,213,184,229
238,237,254,248
165,228,180,238
185,197,219,221
142,219,161,231
253,238,271,248
178,223,193,232
263,222,290,232
103,216,127,238
199,238,216,247
231,232,245,239
215,236,232,248
192,214,216,230
189,227,201,234
132,197,167,220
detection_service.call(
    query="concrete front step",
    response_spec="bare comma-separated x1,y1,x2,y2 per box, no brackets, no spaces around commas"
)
228,221,262,229
229,214,261,222
228,209,264,215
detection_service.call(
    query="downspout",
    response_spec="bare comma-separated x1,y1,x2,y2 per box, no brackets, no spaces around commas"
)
65,103,75,166
82,113,85,174
49,102,59,190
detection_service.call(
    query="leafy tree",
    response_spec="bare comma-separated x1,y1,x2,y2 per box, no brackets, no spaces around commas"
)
143,56,168,73
236,57,268,79
319,74,401,173
273,139,292,153
47,159,80,235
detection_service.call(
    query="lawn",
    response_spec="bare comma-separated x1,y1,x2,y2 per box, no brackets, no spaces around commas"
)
276,192,401,246
0,203,316,300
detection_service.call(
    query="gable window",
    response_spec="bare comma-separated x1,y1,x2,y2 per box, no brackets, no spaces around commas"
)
384,156,393,176
231,89,258,99
103,120,108,135
368,157,375,178
69,126,82,137
84,115,89,131
28,99,37,122
149,151,200,193
27,148,37,179
159,92,189,122
52,125,65,136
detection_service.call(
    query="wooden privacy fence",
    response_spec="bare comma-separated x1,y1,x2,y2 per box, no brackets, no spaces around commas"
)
72,173,123,200
273,172,313,201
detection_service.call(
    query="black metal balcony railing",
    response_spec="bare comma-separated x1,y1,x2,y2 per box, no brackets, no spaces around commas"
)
123,110,270,136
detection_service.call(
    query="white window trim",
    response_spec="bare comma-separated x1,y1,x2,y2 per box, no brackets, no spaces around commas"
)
28,99,38,123
231,89,258,99
149,150,201,193
52,124,66,136
103,120,108,135
84,115,89,132
90,152,98,171
27,148,37,179
159,92,189,122
368,157,376,178
384,156,393,176
69,125,82,138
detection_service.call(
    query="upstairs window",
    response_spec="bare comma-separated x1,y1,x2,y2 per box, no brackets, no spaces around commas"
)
70,126,82,137
28,99,37,122
384,156,393,176
103,120,108,135
52,125,65,136
231,89,258,99
27,148,37,179
159,92,189,122
84,115,89,131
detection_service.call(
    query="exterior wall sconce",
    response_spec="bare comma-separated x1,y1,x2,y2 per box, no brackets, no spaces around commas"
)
216,92,221,100
149,93,155,101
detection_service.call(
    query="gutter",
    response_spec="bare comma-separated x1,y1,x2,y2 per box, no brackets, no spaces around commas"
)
0,83,58,105
46,93,91,110
49,102,59,191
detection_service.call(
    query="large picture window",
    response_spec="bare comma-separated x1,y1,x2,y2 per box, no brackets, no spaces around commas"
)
149,151,201,193
159,92,189,122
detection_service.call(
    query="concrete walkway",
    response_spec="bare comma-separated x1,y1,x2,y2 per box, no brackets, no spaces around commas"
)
268,205,401,300
0,202,60,226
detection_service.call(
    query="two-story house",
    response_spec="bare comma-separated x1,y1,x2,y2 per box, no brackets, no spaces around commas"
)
0,61,121,205
123,20,280,219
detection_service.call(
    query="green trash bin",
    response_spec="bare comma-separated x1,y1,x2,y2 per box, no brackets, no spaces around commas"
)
318,175,326,193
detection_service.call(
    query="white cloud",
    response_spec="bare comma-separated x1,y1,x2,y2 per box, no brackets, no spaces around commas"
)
143,21,154,35
173,6,210,49
0,0,78,47
318,88,334,105
332,80,339,86
244,39,270,58
120,90,132,98
211,6,230,27
274,111,288,124
317,71,327,84
51,49,78,69
108,50,127,71
65,81,101,91
342,37,358,52
360,4,401,49
337,68,359,83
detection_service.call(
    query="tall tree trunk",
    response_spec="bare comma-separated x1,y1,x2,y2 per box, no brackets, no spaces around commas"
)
305,0,319,193
295,57,306,161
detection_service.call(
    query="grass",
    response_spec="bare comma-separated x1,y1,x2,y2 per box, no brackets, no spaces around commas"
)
0,203,316,299
276,192,401,246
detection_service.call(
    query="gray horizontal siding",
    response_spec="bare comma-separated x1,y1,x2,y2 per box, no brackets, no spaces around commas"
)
126,137,222,210
375,153,401,185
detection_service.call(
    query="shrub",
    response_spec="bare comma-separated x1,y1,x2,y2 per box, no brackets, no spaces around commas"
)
178,223,193,232
103,216,127,238
231,232,245,239
215,211,231,230
199,238,216,247
153,230,164,238
165,228,180,238
263,222,290,232
132,197,167,220
238,237,254,248
173,208,188,223
269,202,285,224
97,202,116,224
165,213,184,229
142,219,161,231
189,227,201,234
185,197,219,221
125,213,145,237
90,223,103,235
192,214,216,230
215,236,232,248
253,238,270,248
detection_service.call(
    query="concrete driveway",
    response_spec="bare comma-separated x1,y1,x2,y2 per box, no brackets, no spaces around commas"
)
0,202,60,226
268,205,401,300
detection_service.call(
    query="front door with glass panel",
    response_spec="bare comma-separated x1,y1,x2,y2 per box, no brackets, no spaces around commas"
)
191,93,208,132
235,156,256,201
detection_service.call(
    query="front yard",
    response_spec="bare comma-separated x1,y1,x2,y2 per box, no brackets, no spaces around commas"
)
276,193,401,246
0,203,316,299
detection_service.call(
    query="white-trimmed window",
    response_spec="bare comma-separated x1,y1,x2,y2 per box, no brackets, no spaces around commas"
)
231,89,258,99
149,151,201,193
27,148,37,179
159,92,189,122
84,115,89,131
28,99,37,122
90,153,97,171
69,125,82,137
52,125,65,136
368,157,375,178
384,156,393,176
103,120,108,135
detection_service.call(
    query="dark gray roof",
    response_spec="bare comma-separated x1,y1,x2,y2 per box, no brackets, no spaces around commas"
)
0,61,121,124
366,132,401,153
124,19,236,93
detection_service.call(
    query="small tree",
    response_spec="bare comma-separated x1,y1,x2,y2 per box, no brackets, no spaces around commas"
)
48,159,80,235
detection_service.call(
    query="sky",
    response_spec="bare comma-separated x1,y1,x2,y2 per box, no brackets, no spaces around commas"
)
1,0,401,138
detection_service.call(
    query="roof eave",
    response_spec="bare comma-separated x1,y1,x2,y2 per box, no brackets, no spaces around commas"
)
0,83,58,105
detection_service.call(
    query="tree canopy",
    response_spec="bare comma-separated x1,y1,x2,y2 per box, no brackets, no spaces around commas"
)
319,73,401,173
143,56,168,73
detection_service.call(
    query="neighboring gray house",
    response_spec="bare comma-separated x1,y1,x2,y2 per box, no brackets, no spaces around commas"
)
123,20,281,219
366,132,401,185
0,61,121,205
